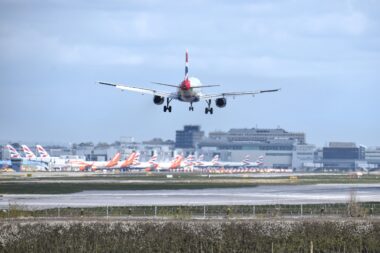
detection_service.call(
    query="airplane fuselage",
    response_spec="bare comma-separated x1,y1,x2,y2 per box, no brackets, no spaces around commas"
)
177,77,202,103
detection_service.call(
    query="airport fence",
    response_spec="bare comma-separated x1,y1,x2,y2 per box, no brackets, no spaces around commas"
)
1,202,380,219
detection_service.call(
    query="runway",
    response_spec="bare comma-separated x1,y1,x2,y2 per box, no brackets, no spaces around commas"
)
1,184,379,209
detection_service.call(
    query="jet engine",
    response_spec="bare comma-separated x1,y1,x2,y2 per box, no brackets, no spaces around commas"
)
153,95,165,105
215,98,227,108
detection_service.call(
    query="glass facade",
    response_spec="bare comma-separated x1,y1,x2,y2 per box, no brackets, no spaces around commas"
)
175,125,204,149
323,147,361,160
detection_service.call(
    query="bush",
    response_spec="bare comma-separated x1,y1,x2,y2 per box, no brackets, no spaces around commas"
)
0,219,379,252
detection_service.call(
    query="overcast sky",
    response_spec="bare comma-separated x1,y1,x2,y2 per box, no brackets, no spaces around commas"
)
0,0,379,147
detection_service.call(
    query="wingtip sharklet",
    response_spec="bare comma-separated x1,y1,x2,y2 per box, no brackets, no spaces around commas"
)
98,81,117,87
260,88,281,93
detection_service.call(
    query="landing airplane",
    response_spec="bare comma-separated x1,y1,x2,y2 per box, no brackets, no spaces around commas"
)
99,50,280,114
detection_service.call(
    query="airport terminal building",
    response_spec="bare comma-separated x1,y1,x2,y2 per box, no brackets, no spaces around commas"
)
197,128,313,170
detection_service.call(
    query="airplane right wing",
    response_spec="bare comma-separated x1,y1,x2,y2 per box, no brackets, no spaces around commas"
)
200,89,281,100
98,82,176,98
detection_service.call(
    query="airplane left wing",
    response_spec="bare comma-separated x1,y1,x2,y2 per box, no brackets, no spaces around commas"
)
200,89,280,100
98,82,175,98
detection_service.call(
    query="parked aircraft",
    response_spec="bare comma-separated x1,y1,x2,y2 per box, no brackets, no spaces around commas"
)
99,50,280,114
6,144,22,159
35,145,81,170
127,153,158,171
193,155,220,168
21,145,37,159
219,155,264,168
156,155,184,171
5,144,49,171
116,151,139,169
80,152,121,171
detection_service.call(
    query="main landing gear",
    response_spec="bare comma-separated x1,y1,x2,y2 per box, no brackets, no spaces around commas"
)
205,99,213,114
163,98,172,112
189,102,194,111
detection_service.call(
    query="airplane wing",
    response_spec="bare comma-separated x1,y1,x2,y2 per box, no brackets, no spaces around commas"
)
200,89,280,100
98,82,176,98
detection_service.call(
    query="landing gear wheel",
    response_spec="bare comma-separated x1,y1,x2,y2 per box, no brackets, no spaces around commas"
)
205,99,213,114
189,106,194,111
163,98,173,113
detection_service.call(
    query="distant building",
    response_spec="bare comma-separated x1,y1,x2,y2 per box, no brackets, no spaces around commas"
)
365,147,380,169
139,138,174,161
199,139,295,169
209,128,305,144
322,142,366,170
198,127,308,169
175,125,204,149
292,144,316,171
44,146,72,157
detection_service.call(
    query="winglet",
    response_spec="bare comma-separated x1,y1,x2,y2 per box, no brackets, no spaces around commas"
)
260,88,281,93
98,81,117,87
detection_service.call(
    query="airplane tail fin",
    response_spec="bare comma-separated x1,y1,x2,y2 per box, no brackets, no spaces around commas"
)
36,145,50,158
242,155,250,165
185,154,195,166
21,145,36,159
256,155,264,165
147,154,158,170
185,49,189,80
211,155,219,165
132,152,140,165
148,154,158,164
196,154,204,165
170,155,183,169
6,144,21,159
106,152,121,167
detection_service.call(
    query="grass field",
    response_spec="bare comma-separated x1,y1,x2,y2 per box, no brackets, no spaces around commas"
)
0,172,379,194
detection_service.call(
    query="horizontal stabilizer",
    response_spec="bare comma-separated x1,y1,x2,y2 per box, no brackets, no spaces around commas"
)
152,82,220,89
196,84,220,88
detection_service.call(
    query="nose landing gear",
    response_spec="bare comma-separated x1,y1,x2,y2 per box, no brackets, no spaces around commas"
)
189,102,194,111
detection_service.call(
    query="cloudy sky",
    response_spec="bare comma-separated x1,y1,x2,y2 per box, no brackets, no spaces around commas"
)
0,0,379,146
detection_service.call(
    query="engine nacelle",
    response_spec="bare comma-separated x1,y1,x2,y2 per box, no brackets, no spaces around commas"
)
215,98,227,108
153,95,165,105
